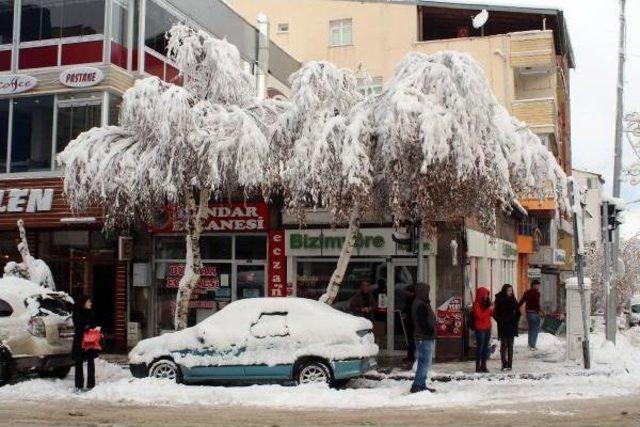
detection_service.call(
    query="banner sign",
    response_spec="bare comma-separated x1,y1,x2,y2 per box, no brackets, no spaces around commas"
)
0,188,54,213
153,202,270,233
436,296,463,338
267,230,288,297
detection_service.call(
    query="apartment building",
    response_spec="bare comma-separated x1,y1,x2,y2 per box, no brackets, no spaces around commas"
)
229,0,574,358
0,0,299,351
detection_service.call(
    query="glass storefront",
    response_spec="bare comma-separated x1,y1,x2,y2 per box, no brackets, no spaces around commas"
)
152,234,268,335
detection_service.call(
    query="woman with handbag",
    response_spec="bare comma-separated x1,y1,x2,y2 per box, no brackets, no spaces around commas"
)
72,295,100,391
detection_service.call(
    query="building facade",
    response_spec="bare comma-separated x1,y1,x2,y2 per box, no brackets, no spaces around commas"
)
0,0,299,351
229,0,574,357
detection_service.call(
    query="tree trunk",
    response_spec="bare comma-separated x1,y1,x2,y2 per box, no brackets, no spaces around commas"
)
320,203,360,305
174,189,210,330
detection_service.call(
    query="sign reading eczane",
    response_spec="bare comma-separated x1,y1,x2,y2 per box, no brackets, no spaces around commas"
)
59,66,104,88
0,189,54,213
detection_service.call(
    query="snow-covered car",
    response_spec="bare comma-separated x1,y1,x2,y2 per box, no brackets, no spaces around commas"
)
0,277,74,386
626,295,640,328
129,298,378,386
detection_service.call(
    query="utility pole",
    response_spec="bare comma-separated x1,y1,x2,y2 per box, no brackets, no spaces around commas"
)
610,0,627,344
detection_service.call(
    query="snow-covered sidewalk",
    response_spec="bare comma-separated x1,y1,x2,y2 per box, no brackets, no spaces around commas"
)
0,329,638,410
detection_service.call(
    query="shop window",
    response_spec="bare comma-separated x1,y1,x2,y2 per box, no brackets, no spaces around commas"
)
237,265,265,299
154,261,232,333
154,236,186,260
10,96,54,173
235,236,266,260
0,99,8,172
200,236,232,260
0,0,13,44
0,231,20,262
144,0,177,56
111,0,128,68
330,18,352,47
20,0,105,42
56,94,102,154
108,93,122,125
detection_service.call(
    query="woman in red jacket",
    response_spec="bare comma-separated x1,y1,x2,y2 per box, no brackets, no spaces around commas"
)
473,286,494,373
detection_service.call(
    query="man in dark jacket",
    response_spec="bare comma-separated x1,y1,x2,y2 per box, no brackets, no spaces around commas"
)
410,283,436,393
519,280,543,350
347,280,376,319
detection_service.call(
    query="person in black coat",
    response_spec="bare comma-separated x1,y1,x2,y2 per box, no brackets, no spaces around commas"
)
402,285,416,363
493,284,520,371
72,295,99,391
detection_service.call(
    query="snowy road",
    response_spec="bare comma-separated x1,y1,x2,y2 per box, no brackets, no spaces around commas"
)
0,395,639,426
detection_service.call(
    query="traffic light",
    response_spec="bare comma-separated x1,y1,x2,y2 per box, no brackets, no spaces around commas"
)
607,200,624,232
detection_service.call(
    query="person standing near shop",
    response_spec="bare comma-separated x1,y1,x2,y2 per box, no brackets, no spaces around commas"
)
347,280,376,319
402,284,416,363
72,295,99,391
519,279,543,350
472,286,493,373
410,283,436,393
493,284,520,371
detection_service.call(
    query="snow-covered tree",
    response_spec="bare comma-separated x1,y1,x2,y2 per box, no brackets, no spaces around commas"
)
585,234,640,312
3,220,55,290
58,24,275,329
269,61,372,304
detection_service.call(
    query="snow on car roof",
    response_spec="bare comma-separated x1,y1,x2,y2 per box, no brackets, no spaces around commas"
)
0,277,49,298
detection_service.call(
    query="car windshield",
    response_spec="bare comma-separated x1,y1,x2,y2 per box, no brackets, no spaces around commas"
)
26,294,73,317
632,305,640,314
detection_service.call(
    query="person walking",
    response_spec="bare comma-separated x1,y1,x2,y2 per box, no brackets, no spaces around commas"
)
410,283,436,393
402,284,416,363
473,286,493,373
519,279,543,350
493,284,520,371
72,295,99,391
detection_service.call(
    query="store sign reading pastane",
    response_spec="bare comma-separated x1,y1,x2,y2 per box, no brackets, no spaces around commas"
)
59,66,104,88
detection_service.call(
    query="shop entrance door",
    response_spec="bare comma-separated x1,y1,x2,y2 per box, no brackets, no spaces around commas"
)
387,260,418,354
234,262,267,300
91,264,116,346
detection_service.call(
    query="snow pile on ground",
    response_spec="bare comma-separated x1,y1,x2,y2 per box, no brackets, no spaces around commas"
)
591,327,640,371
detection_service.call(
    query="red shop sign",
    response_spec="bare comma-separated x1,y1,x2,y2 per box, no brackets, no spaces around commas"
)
152,202,270,233
436,296,463,338
267,230,288,297
165,264,220,290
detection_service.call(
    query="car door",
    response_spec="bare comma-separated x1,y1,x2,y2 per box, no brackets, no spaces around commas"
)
180,325,245,381
243,312,293,379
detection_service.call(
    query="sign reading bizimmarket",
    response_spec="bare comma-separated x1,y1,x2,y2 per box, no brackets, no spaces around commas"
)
285,228,436,257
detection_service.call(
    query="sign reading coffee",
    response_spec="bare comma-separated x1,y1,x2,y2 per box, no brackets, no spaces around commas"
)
0,189,54,213
59,67,104,88
0,74,37,95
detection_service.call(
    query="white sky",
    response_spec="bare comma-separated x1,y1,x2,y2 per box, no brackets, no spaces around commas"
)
430,0,640,237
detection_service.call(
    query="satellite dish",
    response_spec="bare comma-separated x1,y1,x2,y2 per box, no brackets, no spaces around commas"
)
472,9,489,29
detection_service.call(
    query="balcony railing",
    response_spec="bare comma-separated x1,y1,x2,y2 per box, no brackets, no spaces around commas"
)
509,31,555,69
511,97,558,136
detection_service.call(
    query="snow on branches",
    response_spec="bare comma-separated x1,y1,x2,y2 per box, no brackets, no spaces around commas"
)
270,61,372,224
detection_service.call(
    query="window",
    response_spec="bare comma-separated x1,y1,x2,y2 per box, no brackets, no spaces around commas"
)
237,265,265,299
201,236,232,259
20,0,105,42
11,96,54,172
330,18,352,46
111,0,128,68
108,93,122,125
357,76,383,97
0,1,13,44
0,99,8,172
0,299,13,317
235,236,266,260
250,312,288,338
145,0,178,56
277,23,289,33
56,93,102,154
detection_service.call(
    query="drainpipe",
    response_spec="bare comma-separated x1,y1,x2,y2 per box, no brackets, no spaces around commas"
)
257,13,270,100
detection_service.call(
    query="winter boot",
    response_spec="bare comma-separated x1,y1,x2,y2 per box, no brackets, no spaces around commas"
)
475,360,481,373
481,360,489,373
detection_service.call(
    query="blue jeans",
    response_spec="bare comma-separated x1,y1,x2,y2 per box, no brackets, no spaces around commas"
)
475,330,491,363
412,339,434,390
526,312,541,348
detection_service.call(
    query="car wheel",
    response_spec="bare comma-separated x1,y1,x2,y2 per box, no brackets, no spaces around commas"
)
0,354,10,387
149,359,182,383
296,361,331,385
